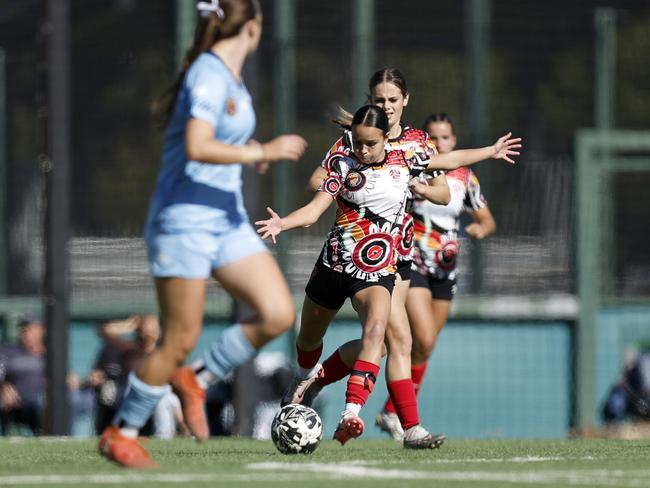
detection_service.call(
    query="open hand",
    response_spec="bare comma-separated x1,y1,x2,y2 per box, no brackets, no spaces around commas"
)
492,132,522,164
255,207,283,244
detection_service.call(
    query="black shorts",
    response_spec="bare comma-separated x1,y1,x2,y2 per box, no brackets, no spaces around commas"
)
396,260,412,281
305,262,396,310
409,271,456,301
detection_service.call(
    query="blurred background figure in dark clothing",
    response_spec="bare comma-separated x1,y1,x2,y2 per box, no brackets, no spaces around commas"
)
0,317,45,435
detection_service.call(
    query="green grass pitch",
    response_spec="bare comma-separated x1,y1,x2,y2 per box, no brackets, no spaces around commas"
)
1,437,649,487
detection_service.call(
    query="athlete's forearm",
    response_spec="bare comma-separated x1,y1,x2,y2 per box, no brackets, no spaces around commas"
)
427,146,494,171
186,137,264,165
420,184,451,205
419,174,450,205
280,193,332,231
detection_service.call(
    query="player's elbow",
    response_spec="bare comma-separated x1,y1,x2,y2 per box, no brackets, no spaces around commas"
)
439,189,451,205
185,141,204,161
480,217,496,237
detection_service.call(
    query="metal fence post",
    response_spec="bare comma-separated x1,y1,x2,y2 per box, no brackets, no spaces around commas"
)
351,0,375,107
464,0,492,295
43,0,71,435
272,0,296,264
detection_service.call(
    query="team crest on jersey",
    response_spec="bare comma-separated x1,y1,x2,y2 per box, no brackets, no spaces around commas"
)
227,98,236,115
344,170,366,191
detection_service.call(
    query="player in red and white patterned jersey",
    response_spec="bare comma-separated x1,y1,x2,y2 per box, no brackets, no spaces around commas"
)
257,106,410,444
392,113,496,429
386,125,444,274
299,69,520,448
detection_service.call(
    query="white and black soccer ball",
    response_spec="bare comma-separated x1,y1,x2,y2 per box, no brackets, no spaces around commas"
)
271,404,323,454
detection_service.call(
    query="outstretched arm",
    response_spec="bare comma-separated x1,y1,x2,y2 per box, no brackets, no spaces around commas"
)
255,191,333,244
409,173,451,205
427,132,521,171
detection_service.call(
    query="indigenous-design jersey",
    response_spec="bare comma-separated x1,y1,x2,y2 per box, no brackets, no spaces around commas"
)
385,126,441,265
317,149,418,282
411,167,487,280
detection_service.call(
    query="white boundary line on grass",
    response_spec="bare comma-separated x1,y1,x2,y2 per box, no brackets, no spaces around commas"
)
337,455,601,465
0,473,309,485
248,462,650,487
1,463,649,486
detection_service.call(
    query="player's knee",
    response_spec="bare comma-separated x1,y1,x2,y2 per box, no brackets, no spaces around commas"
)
386,328,412,357
260,303,296,337
363,319,387,348
411,340,433,364
161,333,197,366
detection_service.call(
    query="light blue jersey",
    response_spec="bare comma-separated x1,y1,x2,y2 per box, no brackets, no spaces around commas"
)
145,52,267,278
146,51,256,235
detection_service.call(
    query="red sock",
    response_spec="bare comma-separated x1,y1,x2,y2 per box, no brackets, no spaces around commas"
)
388,379,419,430
317,349,352,387
296,343,323,370
345,360,380,407
411,362,428,395
384,396,397,414
383,363,428,414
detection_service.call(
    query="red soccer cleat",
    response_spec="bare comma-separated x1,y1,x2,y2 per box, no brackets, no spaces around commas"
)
333,414,365,445
98,426,159,469
171,366,209,442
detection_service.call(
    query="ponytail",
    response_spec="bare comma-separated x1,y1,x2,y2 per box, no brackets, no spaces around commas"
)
331,106,355,130
152,0,260,128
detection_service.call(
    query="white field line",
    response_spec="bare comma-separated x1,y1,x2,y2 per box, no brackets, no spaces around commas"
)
337,455,601,465
0,461,647,486
0,473,308,486
248,462,650,487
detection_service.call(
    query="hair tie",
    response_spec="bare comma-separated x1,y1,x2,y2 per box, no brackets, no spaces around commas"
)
197,0,225,20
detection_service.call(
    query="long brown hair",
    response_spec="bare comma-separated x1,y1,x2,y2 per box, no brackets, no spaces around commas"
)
368,67,409,98
333,68,409,128
152,0,260,128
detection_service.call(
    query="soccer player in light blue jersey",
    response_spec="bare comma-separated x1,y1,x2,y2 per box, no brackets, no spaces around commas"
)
99,0,307,468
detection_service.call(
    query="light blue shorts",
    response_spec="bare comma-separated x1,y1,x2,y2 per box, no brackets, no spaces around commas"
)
146,222,269,279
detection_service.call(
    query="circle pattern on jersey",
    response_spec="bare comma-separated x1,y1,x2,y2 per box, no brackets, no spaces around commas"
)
323,176,341,195
352,233,394,273
324,151,348,172
344,170,366,192
396,217,414,258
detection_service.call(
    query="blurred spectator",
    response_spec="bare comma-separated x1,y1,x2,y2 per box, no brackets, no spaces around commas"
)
602,346,650,424
0,316,45,435
89,315,187,438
